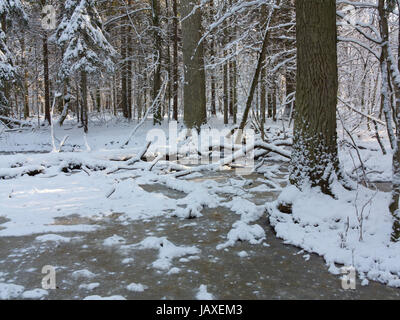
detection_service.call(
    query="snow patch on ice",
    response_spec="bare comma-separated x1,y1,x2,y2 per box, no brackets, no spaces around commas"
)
72,269,96,280
0,283,24,299
22,288,48,299
136,236,200,271
103,235,126,246
217,221,266,250
83,295,126,300
35,234,72,243
79,283,100,291
196,285,214,300
126,283,147,292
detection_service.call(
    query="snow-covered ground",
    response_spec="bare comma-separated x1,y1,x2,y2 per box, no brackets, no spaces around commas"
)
0,117,399,299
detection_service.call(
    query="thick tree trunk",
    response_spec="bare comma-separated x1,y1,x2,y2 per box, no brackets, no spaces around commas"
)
290,0,339,195
181,0,207,130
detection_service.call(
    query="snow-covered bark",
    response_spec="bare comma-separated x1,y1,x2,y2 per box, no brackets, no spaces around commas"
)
290,0,340,195
0,0,26,116
0,29,13,115
377,0,400,242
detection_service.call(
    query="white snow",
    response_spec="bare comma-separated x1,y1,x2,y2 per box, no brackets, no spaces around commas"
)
167,267,181,275
83,295,126,300
79,283,100,291
0,283,24,299
35,234,72,243
22,288,49,299
72,269,96,280
217,221,266,250
135,236,200,271
268,183,400,287
103,235,126,246
126,283,147,292
238,251,249,258
196,285,214,300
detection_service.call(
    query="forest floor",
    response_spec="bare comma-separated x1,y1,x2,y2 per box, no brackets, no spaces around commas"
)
0,116,399,299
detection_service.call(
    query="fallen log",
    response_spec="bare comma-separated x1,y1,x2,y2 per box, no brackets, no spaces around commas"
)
107,141,152,174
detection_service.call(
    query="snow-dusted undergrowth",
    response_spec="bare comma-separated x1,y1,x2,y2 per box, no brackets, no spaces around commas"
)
268,182,400,287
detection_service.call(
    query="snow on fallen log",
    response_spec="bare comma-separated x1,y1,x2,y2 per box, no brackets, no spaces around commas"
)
172,141,290,178
0,165,45,179
107,141,152,174
253,141,291,159
0,116,33,127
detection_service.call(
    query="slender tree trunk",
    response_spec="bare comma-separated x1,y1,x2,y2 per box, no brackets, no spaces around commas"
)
290,0,339,195
43,31,51,125
152,0,163,125
181,0,207,130
2,15,9,117
260,63,266,125
127,0,133,119
209,0,216,116
237,12,271,135
272,82,277,122
381,0,400,241
21,35,29,119
121,23,128,118
81,70,88,133
172,0,179,121
223,60,229,124
165,0,172,120
59,79,71,126
233,58,237,124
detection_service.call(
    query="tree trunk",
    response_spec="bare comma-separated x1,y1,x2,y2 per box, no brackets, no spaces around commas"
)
121,21,128,119
223,60,229,124
81,70,88,133
237,12,271,135
21,35,29,119
209,0,216,116
152,0,163,125
181,0,207,130
233,59,237,124
127,0,133,119
59,80,71,126
172,0,179,121
43,31,51,125
290,0,339,195
260,62,266,125
381,0,400,241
